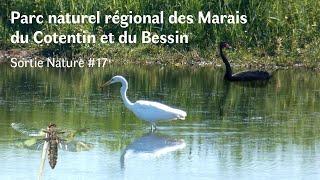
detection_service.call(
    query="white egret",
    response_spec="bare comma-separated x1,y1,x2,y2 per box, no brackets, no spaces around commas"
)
101,75,187,130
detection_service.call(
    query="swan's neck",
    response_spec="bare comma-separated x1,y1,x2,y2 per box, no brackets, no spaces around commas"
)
120,80,134,109
220,46,232,78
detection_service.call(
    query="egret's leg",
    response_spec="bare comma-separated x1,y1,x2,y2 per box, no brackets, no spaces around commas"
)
150,123,156,132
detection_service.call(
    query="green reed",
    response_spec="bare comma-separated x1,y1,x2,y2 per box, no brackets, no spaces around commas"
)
0,0,319,57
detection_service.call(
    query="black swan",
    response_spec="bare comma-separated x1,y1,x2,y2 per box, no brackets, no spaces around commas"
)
219,42,272,81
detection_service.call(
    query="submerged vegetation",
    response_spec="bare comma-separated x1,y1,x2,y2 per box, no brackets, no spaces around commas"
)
0,0,319,68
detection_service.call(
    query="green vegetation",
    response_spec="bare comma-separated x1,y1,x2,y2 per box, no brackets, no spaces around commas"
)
0,0,319,68
1,65,320,150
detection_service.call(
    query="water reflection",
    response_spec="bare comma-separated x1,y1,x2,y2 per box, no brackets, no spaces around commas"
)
120,132,186,169
0,65,320,179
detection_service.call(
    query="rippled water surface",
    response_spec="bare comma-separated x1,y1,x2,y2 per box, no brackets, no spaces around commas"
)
0,65,320,179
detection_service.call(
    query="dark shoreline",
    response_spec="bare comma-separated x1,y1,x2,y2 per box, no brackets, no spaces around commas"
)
0,49,319,71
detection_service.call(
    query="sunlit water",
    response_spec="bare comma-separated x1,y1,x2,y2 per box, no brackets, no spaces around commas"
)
0,65,320,179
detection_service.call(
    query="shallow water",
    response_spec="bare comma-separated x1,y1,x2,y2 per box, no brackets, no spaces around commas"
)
0,65,320,179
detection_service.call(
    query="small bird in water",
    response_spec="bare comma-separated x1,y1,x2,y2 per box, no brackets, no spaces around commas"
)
100,75,187,131
219,42,272,81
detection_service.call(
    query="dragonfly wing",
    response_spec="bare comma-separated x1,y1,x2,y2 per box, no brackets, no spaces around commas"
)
11,123,44,137
59,140,93,152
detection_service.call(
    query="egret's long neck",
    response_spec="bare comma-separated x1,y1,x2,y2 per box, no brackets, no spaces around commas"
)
120,80,133,109
219,46,233,79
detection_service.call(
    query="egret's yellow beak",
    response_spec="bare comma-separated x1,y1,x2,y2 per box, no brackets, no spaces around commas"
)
100,80,112,88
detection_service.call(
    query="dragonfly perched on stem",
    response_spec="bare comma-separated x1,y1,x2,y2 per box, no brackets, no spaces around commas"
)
11,122,93,177
42,123,65,169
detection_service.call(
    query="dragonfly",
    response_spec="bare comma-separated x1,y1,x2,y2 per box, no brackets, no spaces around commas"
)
42,123,64,169
11,122,93,169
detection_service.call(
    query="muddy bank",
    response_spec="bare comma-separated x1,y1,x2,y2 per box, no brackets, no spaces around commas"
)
0,49,318,71
0,49,38,62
